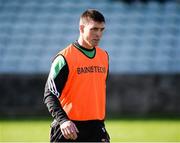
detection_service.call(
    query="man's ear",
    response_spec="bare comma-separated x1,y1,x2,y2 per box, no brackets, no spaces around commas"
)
79,25,84,33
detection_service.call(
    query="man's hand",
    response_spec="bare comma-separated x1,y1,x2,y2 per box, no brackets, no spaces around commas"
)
60,120,79,140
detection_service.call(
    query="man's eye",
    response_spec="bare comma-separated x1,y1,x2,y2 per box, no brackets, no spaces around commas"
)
92,28,98,31
91,28,105,32
101,28,105,32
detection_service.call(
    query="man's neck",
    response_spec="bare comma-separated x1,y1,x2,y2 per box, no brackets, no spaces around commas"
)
78,37,94,50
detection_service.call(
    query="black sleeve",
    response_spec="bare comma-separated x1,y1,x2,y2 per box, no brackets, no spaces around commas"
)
105,51,109,81
43,55,69,124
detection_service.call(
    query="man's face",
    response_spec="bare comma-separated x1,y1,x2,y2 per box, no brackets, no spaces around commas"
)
81,20,105,47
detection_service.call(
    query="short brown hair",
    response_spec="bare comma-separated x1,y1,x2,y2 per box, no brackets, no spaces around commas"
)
80,9,105,24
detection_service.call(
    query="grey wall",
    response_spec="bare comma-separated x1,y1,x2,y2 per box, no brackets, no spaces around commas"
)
0,74,180,118
106,74,180,117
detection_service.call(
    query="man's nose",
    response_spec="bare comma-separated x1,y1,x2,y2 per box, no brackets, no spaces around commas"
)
96,30,102,37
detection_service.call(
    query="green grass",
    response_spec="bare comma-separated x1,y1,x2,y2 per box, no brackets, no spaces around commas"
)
0,118,180,142
105,119,180,142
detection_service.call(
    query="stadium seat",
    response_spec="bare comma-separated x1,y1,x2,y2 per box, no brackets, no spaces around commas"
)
0,0,179,73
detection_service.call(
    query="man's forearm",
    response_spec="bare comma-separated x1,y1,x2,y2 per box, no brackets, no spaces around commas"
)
44,93,69,124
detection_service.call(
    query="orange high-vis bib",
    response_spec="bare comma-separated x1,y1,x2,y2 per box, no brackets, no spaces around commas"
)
59,44,109,121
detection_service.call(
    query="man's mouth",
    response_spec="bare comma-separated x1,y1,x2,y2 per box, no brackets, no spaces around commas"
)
93,39,100,42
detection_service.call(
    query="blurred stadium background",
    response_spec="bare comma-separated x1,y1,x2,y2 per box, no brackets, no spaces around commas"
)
0,0,180,141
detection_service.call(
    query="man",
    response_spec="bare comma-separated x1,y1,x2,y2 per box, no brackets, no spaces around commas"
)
44,9,110,142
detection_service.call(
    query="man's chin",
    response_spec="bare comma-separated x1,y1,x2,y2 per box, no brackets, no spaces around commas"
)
92,42,99,47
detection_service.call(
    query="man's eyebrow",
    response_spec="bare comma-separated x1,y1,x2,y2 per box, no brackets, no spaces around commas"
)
91,27,105,30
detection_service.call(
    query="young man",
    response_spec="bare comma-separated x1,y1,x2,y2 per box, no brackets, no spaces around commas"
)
44,9,110,142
